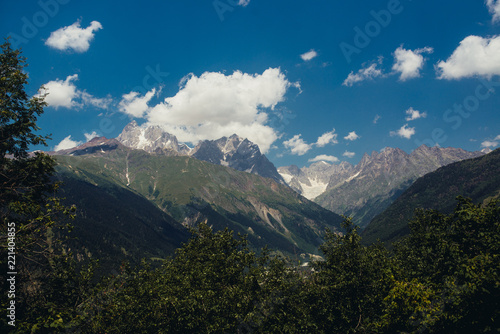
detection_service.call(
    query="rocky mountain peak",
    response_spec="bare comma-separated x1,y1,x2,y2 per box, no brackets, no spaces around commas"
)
114,122,284,184
117,122,191,156
192,135,284,184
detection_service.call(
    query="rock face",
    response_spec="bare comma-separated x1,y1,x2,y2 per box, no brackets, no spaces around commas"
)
117,121,191,156
115,121,284,184
191,134,285,184
280,145,485,227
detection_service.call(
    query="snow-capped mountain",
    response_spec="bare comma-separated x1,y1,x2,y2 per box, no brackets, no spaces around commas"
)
116,122,284,184
191,135,285,184
280,145,485,227
278,161,353,200
117,121,191,156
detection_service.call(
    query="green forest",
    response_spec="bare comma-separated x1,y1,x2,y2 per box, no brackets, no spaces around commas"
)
1,40,499,333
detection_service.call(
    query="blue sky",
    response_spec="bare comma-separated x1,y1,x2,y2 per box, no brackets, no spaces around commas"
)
1,0,500,167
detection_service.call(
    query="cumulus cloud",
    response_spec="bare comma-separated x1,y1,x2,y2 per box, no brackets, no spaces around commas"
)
308,155,339,163
344,131,360,141
373,114,381,124
436,35,500,79
39,74,112,110
238,0,251,6
119,89,156,118
54,135,82,151
283,135,313,156
481,140,498,148
284,129,339,156
343,59,384,86
316,129,338,147
392,46,433,81
481,134,500,148
405,107,427,121
46,20,102,53
486,0,500,22
41,74,80,109
142,68,299,153
300,49,318,61
390,124,416,139
343,151,356,158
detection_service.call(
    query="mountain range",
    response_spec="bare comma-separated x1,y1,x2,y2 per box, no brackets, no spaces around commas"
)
116,121,284,184
52,136,343,268
362,148,500,245
279,145,484,227
49,122,491,267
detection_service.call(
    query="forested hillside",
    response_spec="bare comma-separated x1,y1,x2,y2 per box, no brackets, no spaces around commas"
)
363,148,500,245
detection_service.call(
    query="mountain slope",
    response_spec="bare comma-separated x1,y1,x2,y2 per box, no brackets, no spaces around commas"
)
54,141,343,258
55,167,189,273
312,146,484,228
362,148,500,245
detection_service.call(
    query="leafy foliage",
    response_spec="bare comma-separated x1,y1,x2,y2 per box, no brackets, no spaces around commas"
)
79,223,301,333
0,38,91,333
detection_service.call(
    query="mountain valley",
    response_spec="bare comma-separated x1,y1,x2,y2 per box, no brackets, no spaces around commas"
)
53,136,343,266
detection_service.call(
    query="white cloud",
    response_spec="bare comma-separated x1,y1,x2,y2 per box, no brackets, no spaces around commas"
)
119,89,156,118
344,131,360,141
54,135,82,151
390,124,416,139
316,129,338,147
39,74,112,110
284,129,339,156
343,151,356,158
481,134,500,148
41,74,80,109
343,59,384,86
308,154,339,163
481,140,498,148
436,35,500,79
84,131,99,142
300,49,318,62
46,20,102,53
373,114,381,124
392,46,433,81
283,134,313,156
486,0,500,23
405,107,427,121
144,68,299,153
238,0,251,6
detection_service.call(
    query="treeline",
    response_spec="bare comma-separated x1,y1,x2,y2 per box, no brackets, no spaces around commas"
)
2,198,499,333
1,39,499,333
